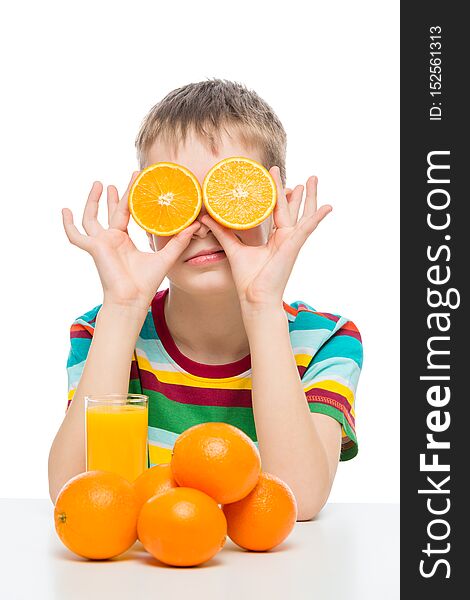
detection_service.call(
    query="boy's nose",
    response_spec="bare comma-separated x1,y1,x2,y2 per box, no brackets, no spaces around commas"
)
197,203,209,219
195,202,210,225
191,203,211,236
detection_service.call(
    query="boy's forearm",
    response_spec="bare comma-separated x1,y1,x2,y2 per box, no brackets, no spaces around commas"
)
242,305,333,520
48,302,148,504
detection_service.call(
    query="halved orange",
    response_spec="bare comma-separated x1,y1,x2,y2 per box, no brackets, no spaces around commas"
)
202,157,277,230
128,162,202,236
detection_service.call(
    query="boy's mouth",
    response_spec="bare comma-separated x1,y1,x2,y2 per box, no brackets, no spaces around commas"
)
184,246,227,266
185,246,225,262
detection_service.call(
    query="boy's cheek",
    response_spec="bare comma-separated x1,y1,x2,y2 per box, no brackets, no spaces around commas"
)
238,217,273,246
154,234,172,252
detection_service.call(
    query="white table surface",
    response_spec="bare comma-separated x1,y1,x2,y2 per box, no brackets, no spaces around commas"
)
0,499,399,600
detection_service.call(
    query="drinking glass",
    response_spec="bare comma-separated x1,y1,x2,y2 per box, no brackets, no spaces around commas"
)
85,393,149,482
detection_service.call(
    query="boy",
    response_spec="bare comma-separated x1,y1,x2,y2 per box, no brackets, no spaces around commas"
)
48,79,363,520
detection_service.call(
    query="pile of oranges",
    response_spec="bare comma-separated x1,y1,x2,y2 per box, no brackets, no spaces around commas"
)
54,422,297,567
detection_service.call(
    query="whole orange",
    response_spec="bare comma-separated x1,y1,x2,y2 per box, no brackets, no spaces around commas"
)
54,470,140,559
133,463,178,512
137,487,227,566
171,422,261,504
222,472,298,551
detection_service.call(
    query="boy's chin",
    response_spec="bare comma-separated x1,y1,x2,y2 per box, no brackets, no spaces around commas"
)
170,269,236,296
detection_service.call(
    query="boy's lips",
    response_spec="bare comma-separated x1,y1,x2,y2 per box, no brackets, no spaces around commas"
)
184,246,225,261
184,246,227,266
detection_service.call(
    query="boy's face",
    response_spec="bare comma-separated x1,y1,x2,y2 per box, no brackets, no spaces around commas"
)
145,128,278,296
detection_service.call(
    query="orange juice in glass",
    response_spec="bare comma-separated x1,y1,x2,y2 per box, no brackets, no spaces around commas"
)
85,394,149,482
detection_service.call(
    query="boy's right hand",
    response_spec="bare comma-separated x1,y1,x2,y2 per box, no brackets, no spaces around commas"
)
62,172,201,313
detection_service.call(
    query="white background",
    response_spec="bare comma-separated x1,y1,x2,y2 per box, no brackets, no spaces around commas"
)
0,1,399,501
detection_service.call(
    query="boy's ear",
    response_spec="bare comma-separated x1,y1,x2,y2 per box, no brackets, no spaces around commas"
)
269,188,291,234
147,232,155,252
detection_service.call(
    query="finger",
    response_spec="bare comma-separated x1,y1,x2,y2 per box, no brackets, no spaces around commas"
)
287,184,304,225
82,182,106,236
110,171,140,231
303,176,318,218
315,204,333,224
62,208,93,251
270,166,291,229
107,185,119,227
156,221,202,269
285,187,293,205
292,204,333,247
200,214,244,258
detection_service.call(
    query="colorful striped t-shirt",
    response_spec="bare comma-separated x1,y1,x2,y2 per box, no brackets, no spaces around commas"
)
66,287,363,464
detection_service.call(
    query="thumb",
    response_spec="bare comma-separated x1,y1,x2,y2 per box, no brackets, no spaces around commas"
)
154,221,201,271
200,214,243,258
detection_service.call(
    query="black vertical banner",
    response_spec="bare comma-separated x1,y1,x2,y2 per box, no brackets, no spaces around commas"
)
401,2,467,596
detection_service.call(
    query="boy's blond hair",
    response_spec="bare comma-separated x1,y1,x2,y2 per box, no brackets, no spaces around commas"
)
135,78,287,186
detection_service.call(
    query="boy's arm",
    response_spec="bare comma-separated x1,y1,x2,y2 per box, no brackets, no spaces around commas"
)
48,303,147,505
243,306,341,521
52,172,201,505
199,169,340,520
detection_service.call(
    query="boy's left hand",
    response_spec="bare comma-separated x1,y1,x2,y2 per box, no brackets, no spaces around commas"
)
200,166,332,311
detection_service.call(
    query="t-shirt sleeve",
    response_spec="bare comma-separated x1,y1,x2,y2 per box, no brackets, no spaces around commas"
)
300,318,363,461
65,306,142,413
